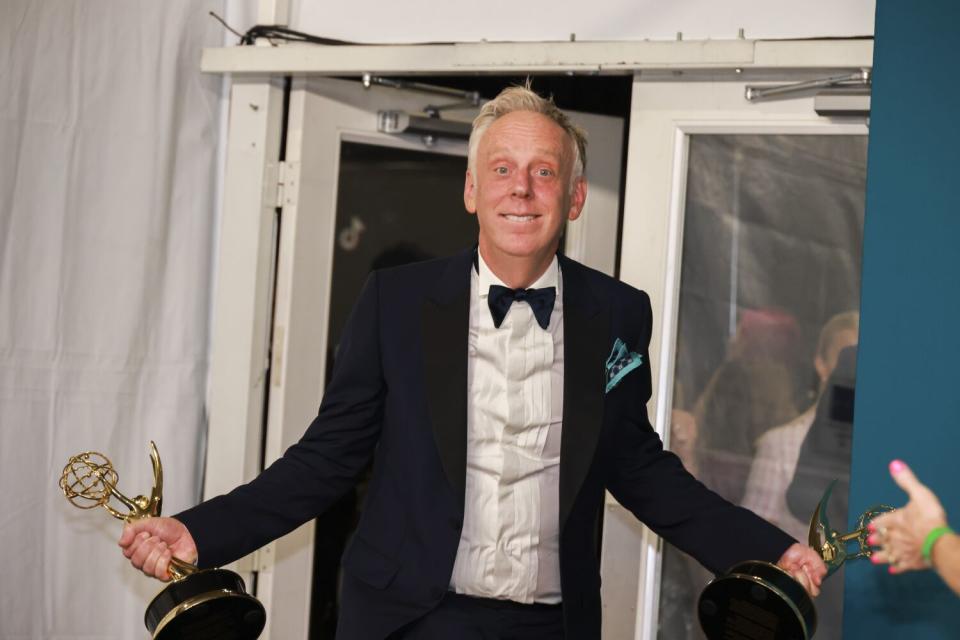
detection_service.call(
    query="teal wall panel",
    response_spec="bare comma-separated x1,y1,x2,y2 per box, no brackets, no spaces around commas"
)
844,0,960,637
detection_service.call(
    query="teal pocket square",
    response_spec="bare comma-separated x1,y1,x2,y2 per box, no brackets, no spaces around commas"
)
605,338,643,393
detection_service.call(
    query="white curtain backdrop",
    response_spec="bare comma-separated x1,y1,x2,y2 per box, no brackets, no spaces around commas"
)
0,1,242,637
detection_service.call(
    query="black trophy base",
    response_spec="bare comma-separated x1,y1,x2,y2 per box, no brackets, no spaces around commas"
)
698,561,816,640
145,568,266,640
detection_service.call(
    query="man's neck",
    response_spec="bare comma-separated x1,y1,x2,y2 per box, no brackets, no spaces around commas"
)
478,244,557,289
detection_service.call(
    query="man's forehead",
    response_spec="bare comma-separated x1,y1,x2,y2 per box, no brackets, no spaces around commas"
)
484,142,564,159
480,112,573,157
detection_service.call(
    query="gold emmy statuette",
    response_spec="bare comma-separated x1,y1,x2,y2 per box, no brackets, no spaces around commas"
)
697,481,893,640
60,442,266,639
807,481,893,577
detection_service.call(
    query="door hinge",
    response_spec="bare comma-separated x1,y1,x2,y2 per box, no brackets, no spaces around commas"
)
265,161,298,209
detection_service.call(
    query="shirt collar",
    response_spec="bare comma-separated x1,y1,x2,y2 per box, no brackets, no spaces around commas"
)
477,252,560,298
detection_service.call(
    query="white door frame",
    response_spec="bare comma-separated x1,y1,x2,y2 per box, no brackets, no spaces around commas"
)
202,76,285,581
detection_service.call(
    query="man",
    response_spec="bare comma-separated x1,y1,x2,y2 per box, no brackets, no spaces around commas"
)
120,86,825,639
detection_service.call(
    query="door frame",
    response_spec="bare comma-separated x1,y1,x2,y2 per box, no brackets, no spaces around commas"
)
615,76,868,640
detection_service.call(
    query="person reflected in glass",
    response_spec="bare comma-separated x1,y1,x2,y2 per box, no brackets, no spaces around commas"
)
868,460,960,596
695,308,802,504
741,311,859,540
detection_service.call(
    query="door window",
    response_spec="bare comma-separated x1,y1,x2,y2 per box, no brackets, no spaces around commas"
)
658,133,867,640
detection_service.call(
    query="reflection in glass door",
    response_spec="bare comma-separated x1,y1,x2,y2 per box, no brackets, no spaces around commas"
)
658,134,867,640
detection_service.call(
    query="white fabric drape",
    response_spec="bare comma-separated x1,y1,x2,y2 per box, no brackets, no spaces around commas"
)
0,2,228,637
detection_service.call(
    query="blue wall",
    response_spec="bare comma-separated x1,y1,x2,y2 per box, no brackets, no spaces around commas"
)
844,0,960,637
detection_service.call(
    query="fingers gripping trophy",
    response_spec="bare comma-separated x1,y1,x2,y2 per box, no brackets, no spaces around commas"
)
59,442,266,639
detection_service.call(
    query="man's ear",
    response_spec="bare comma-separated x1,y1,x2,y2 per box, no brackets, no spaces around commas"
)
464,170,477,214
567,176,587,222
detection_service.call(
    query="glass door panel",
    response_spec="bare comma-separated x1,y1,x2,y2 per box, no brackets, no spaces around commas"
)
657,133,867,640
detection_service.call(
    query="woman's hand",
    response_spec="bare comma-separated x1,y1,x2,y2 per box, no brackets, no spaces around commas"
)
867,460,947,573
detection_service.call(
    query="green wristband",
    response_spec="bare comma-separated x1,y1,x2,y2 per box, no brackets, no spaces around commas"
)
921,525,954,564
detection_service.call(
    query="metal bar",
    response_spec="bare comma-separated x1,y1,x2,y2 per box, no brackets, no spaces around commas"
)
377,110,472,140
362,73,479,102
745,68,871,101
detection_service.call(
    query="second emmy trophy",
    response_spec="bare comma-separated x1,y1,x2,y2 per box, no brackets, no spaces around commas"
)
60,442,266,639
697,482,892,640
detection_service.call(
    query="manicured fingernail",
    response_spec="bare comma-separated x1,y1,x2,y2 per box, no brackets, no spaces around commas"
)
867,534,877,545
871,555,881,564
867,523,876,533
890,460,906,473
888,566,896,574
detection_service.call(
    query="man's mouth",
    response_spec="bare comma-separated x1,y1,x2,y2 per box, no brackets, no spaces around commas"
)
501,214,539,223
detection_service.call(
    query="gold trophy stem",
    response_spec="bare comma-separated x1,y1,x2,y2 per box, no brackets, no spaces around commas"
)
103,478,143,519
168,556,198,580
837,531,862,543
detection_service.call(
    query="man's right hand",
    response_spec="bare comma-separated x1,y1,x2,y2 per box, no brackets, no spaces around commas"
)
118,517,198,582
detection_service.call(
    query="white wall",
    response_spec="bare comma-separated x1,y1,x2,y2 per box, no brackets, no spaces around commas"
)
289,0,875,44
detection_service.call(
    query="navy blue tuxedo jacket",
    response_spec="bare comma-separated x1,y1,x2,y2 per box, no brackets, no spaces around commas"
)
177,248,793,639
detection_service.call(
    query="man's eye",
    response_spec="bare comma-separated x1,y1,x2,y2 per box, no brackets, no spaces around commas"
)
537,168,554,177
494,166,509,175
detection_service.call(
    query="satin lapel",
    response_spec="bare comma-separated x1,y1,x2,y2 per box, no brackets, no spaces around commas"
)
421,250,472,510
558,257,608,530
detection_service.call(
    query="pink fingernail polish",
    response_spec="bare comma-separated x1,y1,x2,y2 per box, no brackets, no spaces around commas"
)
890,460,906,473
871,555,881,564
867,523,876,533
888,566,896,574
867,534,877,545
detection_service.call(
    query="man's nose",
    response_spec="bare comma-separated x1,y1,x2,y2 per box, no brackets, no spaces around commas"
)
511,171,532,198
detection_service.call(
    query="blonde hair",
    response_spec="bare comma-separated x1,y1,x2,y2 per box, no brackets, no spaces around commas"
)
467,84,588,187
816,311,860,361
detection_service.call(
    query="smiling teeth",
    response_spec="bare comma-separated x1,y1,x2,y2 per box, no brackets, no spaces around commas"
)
505,215,535,221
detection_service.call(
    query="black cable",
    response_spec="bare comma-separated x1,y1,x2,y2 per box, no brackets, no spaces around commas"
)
208,12,244,40
241,25,356,47
209,11,359,47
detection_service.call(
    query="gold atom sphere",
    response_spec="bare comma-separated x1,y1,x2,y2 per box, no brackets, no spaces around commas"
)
59,451,119,509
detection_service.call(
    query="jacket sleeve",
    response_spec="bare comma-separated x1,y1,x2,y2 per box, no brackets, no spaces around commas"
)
176,272,386,568
605,293,795,575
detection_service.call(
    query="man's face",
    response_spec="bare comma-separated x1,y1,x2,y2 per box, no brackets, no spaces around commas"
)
464,111,587,266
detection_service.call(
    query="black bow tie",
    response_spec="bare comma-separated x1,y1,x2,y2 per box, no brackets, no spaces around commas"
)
487,285,556,330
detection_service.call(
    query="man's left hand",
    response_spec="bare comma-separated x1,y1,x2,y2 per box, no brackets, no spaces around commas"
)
777,543,827,597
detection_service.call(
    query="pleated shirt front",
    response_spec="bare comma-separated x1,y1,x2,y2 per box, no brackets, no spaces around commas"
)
449,253,564,604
